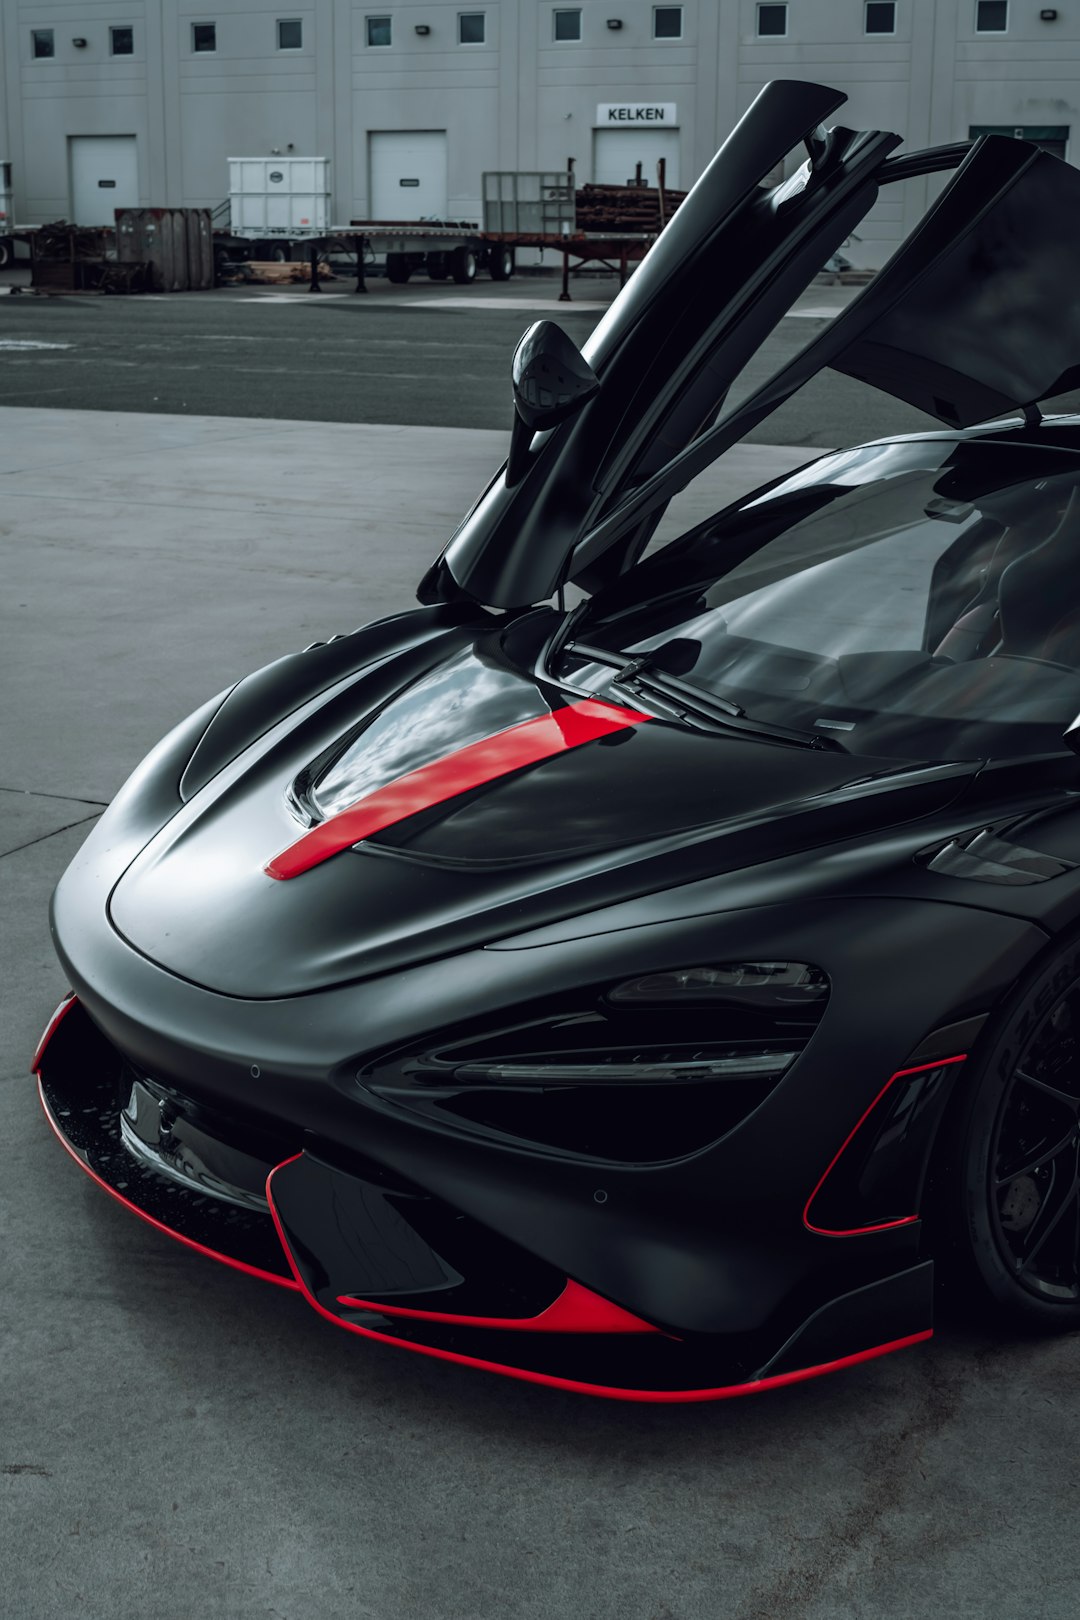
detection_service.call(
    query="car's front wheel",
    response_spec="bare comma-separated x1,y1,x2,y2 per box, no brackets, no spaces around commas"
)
949,938,1080,1330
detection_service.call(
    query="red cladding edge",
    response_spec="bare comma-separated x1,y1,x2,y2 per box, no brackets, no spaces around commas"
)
268,1157,932,1402
37,1078,300,1293
803,1056,968,1238
266,698,649,880
336,1275,660,1334
30,991,78,1074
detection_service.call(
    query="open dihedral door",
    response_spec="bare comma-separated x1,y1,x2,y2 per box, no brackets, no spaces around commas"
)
419,78,1080,612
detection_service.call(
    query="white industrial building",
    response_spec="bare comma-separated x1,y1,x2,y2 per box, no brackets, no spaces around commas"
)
1,0,1079,262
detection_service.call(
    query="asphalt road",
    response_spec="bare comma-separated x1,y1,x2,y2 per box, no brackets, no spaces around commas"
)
0,271,954,446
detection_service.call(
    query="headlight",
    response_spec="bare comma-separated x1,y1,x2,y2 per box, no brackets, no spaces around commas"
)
607,962,828,1009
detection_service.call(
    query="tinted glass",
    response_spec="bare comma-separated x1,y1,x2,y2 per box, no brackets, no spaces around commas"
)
31,28,54,57
757,4,787,35
192,22,216,51
367,15,391,44
459,12,485,42
572,442,1080,760
312,648,545,817
654,7,683,37
554,9,581,40
110,26,134,54
277,17,302,47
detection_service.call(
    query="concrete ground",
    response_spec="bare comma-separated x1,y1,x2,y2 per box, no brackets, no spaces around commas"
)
3,354,1080,1614
0,265,957,445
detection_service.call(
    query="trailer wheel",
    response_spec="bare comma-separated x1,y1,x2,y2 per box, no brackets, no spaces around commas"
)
265,242,291,264
427,252,450,281
451,247,478,285
0,238,11,269
386,253,412,284
489,246,514,282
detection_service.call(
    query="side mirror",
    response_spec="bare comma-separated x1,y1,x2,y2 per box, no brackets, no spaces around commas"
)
507,322,599,485
512,320,600,430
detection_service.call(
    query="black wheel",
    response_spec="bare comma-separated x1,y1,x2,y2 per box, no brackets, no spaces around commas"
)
386,253,412,284
451,246,478,285
0,238,11,270
427,253,450,281
950,937,1080,1330
268,243,290,264
489,246,514,281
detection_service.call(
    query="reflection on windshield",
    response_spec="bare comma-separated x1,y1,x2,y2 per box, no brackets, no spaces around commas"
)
572,441,1080,761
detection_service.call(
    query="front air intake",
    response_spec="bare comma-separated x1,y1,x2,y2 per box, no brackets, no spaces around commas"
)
358,964,829,1162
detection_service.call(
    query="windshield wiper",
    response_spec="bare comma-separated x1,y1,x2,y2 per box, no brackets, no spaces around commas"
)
564,640,846,751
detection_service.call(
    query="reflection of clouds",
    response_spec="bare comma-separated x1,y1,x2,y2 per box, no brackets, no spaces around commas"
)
314,652,543,818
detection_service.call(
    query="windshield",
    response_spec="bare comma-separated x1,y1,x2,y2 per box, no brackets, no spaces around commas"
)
563,438,1080,762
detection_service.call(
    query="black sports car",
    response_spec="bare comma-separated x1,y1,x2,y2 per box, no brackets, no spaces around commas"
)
35,81,1080,1400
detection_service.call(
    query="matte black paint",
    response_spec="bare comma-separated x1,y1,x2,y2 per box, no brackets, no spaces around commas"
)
39,81,1080,1394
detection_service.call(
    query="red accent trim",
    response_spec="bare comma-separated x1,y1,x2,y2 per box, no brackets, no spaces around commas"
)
336,1275,659,1334
268,1156,931,1401
30,991,78,1074
37,1077,300,1294
803,1055,968,1238
266,698,649,880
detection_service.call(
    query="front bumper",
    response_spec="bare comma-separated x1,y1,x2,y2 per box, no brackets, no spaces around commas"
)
37,996,935,1401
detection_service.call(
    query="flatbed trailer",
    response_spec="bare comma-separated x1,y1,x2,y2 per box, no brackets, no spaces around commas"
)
213,222,656,300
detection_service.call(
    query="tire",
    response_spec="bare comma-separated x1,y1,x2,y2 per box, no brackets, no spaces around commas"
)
489,246,514,282
386,253,412,284
945,934,1080,1332
0,238,11,270
427,253,450,281
451,246,478,285
268,243,291,264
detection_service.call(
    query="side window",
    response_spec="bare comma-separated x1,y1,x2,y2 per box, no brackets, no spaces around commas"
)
110,26,135,55
553,9,582,41
32,28,55,58
366,15,392,46
277,18,303,49
192,22,217,52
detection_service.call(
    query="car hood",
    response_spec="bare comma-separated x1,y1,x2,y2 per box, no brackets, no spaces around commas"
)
107,638,970,998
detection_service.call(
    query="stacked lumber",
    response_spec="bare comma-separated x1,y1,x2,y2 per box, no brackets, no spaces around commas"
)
574,183,688,233
244,259,336,283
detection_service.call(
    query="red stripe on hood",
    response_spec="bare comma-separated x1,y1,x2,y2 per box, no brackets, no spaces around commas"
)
266,698,648,880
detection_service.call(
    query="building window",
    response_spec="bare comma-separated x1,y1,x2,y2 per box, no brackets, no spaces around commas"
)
553,9,581,41
110,25,135,54
865,1,895,32
192,22,217,52
975,0,1007,30
756,4,787,37
653,6,682,37
459,12,485,43
366,15,391,45
277,17,303,48
31,28,54,58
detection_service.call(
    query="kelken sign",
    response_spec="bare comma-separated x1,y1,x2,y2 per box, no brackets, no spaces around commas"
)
596,103,677,125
